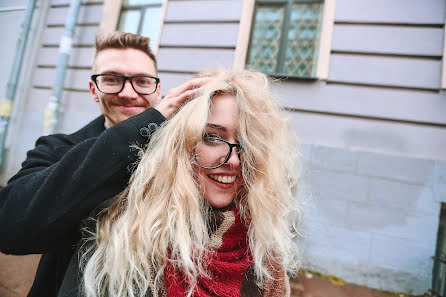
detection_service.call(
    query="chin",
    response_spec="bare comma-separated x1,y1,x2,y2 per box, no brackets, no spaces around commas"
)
205,195,235,209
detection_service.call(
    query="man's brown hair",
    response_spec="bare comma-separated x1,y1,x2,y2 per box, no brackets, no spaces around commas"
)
92,31,157,72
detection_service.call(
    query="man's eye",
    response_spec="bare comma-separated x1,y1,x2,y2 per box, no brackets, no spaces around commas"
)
102,76,120,84
135,78,152,86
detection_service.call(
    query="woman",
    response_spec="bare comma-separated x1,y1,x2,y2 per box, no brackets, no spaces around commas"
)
81,69,301,297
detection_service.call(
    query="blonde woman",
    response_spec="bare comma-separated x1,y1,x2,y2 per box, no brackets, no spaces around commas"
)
67,69,300,297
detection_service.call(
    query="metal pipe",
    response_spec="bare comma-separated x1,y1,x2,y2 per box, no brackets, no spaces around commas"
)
0,0,37,170
44,0,82,135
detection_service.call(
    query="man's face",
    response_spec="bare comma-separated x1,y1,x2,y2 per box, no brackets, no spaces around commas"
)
89,48,161,128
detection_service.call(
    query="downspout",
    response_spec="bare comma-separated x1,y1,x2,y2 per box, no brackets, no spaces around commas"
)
44,0,82,135
0,0,37,170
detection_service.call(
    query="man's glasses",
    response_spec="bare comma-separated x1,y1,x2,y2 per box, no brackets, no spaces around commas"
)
193,135,242,169
91,74,160,95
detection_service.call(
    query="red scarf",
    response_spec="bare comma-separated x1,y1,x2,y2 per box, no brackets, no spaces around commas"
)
164,208,256,296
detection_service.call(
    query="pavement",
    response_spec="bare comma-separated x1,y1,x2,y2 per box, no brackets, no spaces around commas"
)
290,273,402,297
0,252,406,297
0,253,39,297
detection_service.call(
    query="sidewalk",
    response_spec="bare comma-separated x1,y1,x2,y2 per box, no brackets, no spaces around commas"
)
0,253,39,297
0,252,410,297
290,273,404,297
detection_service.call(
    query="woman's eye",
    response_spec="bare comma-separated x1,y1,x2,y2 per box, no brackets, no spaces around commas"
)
203,136,219,142
202,134,223,145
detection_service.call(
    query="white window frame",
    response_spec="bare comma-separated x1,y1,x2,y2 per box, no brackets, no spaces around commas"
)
99,0,168,55
233,0,335,80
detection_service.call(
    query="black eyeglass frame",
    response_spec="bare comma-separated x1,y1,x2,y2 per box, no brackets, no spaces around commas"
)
193,136,242,170
91,73,160,95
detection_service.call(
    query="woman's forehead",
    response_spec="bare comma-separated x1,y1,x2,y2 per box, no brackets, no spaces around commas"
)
208,94,238,134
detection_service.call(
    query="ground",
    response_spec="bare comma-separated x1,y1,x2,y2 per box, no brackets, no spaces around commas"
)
0,253,417,297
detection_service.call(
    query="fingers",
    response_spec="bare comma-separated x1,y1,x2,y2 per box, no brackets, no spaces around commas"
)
155,77,212,119
165,77,212,99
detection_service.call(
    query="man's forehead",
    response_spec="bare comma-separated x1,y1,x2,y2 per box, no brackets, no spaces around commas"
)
93,47,157,75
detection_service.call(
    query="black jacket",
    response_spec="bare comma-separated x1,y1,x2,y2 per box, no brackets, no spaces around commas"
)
0,108,165,297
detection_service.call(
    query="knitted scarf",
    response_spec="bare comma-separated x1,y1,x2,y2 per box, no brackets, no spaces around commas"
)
162,207,290,297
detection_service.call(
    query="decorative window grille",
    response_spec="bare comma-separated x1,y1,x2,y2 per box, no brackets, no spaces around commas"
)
118,0,163,48
247,0,324,78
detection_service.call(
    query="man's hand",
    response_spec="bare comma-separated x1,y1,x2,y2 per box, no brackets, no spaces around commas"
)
156,77,212,119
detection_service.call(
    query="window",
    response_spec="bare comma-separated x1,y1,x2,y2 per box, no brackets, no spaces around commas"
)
118,0,163,51
246,0,324,78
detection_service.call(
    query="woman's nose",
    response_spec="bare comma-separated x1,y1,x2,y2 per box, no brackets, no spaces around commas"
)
226,147,241,168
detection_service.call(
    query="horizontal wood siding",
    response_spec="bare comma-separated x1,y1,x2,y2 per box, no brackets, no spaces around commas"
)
275,81,446,125
160,23,239,47
37,47,94,68
275,0,446,158
335,0,445,24
159,72,194,96
288,110,446,160
332,25,444,57
157,0,242,94
42,26,98,46
50,0,103,5
164,0,242,22
33,68,91,90
29,2,102,136
158,48,235,72
46,4,103,25
328,54,442,90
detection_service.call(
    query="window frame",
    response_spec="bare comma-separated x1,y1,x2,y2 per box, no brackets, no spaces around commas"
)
99,0,167,54
233,0,335,80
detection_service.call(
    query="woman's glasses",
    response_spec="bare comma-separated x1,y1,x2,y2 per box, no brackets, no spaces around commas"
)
193,135,242,169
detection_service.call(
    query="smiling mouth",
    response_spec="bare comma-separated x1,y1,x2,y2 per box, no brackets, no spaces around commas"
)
119,105,143,108
208,174,236,184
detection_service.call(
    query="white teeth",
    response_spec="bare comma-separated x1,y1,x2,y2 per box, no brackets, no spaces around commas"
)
209,174,236,184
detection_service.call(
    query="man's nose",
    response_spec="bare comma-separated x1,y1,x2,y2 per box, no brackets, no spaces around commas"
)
118,80,138,99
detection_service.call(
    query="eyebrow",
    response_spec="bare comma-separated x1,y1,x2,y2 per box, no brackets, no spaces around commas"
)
100,71,154,76
206,123,227,132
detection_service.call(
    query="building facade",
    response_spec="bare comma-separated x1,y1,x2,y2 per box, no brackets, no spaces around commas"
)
1,0,446,294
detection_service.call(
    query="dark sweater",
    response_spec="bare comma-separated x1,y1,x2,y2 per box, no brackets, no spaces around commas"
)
0,108,165,297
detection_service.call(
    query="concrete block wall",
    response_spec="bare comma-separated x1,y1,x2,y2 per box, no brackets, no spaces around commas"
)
299,143,443,295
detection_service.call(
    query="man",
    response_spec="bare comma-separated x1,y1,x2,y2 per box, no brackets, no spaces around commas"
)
0,31,209,297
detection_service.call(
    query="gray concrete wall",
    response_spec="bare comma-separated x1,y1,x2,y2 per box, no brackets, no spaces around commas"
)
298,143,444,294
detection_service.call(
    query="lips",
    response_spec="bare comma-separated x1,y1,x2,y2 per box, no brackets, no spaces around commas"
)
115,104,146,115
118,105,144,109
209,174,236,184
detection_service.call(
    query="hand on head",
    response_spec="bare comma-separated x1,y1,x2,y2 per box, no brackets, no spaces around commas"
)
155,77,212,119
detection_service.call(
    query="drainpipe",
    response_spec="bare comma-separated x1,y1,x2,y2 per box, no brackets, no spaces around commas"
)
0,0,37,170
44,0,82,135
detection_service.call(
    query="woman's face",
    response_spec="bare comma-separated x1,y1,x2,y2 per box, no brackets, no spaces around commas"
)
193,93,244,208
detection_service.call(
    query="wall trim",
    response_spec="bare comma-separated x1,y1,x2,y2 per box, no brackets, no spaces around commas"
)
153,0,168,55
316,0,336,79
99,0,123,33
233,0,255,71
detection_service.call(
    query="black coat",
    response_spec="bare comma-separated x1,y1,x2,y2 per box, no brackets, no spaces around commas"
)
0,108,165,297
